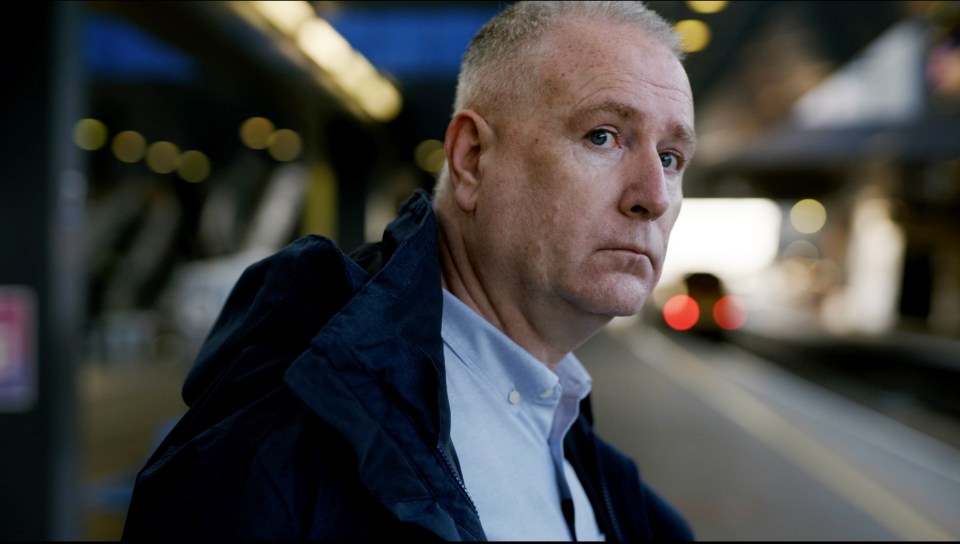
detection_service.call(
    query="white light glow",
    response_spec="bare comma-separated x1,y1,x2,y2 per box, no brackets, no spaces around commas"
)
826,198,904,334
297,18,401,122
661,198,782,287
252,0,315,36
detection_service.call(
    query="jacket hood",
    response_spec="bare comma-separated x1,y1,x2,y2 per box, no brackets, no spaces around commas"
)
180,188,443,410
284,187,449,441
179,236,365,406
171,189,481,539
283,189,481,539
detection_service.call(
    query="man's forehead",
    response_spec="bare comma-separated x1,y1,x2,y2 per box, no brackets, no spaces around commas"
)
540,18,691,92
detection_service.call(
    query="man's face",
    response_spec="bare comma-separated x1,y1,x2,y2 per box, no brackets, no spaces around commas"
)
471,16,696,319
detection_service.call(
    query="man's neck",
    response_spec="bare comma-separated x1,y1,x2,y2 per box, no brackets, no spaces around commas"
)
437,222,608,370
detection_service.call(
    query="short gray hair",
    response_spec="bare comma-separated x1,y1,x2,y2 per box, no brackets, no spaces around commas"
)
455,1,683,114
434,1,683,200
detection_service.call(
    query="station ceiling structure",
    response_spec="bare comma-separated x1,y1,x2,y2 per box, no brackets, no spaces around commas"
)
83,1,959,199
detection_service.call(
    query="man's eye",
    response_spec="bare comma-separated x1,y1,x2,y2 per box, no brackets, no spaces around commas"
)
588,129,614,147
660,152,680,170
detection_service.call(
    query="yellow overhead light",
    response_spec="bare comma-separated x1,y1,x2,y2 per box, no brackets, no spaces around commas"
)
146,141,181,174
297,18,355,74
240,116,276,150
267,129,303,162
245,2,402,122
790,199,827,234
297,18,402,122
674,19,711,53
178,150,211,182
251,0,315,36
74,118,108,150
112,130,147,163
687,1,729,14
353,84,401,123
414,139,446,173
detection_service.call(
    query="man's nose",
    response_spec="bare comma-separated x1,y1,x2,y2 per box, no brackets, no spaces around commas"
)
619,150,673,220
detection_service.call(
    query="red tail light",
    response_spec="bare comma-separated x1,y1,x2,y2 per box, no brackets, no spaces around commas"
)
663,294,699,331
713,295,748,330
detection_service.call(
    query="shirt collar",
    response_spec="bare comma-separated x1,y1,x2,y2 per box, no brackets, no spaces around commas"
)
441,289,592,406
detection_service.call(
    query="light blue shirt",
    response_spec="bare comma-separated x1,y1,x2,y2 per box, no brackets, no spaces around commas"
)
442,289,606,541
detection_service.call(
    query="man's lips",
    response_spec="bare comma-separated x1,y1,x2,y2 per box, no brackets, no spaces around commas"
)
599,245,658,266
601,245,647,256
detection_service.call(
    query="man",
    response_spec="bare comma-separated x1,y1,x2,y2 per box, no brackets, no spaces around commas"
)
122,1,696,541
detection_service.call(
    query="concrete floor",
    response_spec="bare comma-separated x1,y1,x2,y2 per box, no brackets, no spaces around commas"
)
80,358,188,540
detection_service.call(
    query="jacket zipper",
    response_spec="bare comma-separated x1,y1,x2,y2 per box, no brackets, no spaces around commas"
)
595,442,625,541
437,444,480,517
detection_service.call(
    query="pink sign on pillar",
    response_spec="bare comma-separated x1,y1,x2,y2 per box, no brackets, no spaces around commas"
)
0,286,37,412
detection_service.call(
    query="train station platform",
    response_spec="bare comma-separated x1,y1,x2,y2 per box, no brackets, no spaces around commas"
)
725,307,960,446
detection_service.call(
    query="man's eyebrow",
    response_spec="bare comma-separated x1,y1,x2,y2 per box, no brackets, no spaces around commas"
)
673,124,698,151
575,100,697,149
575,100,637,119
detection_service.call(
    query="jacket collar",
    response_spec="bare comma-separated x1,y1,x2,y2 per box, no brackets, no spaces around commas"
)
284,190,484,540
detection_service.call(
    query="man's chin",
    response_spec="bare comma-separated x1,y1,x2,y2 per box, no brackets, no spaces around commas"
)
605,302,647,318
563,277,652,318
609,281,652,314
583,293,649,319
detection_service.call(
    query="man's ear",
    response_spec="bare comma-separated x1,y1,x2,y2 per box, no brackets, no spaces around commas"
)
444,110,492,213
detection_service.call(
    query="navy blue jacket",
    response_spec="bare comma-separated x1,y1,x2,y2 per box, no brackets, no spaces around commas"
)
121,189,694,541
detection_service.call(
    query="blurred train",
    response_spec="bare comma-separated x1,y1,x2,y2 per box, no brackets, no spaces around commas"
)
659,271,749,338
